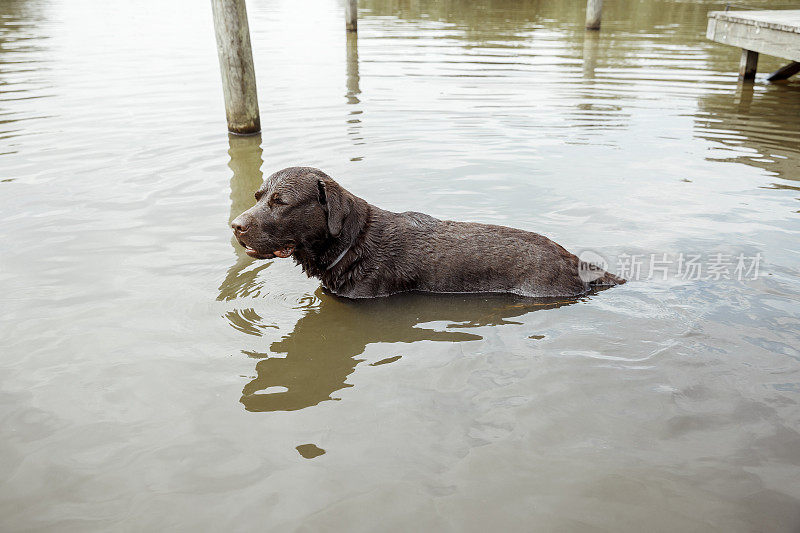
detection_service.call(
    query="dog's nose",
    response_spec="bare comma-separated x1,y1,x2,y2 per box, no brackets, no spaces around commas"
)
231,216,249,234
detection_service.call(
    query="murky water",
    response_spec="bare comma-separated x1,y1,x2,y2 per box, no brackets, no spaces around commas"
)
2,0,800,530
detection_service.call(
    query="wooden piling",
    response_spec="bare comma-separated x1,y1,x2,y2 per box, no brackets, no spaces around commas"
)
767,61,800,82
211,0,261,135
585,0,602,30
345,0,357,32
739,49,758,82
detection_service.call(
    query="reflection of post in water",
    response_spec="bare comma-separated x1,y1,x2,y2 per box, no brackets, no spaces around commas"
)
694,83,800,179
236,291,579,412
218,133,268,301
346,32,360,103
582,30,600,79
345,32,364,151
733,82,754,114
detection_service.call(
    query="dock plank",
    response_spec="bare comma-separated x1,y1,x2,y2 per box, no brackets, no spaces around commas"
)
707,10,800,64
709,10,800,34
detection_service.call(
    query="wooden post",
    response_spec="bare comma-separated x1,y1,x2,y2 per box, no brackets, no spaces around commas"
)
767,61,800,82
738,49,758,82
585,0,602,30
211,0,261,135
345,0,357,32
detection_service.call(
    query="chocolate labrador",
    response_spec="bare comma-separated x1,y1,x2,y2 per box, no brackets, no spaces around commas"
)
231,167,625,298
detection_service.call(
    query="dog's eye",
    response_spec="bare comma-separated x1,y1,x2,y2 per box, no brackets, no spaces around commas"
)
254,190,264,201
270,193,287,206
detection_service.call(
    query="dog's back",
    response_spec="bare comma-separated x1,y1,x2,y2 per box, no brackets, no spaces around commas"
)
329,207,623,298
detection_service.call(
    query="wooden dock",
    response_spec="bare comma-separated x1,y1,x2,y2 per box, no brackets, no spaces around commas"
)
707,9,800,82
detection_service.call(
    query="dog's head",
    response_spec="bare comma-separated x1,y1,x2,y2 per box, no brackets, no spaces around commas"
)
231,167,353,260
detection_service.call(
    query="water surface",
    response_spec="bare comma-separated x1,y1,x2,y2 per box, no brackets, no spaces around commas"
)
1,0,800,530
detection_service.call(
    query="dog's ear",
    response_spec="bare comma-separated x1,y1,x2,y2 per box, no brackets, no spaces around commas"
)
317,179,350,236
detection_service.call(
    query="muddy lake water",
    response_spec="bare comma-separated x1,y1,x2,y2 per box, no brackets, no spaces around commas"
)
1,0,800,530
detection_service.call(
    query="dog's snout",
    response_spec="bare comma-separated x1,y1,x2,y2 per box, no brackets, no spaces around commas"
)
231,215,249,234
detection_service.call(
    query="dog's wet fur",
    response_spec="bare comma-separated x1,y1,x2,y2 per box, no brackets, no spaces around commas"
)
231,167,625,298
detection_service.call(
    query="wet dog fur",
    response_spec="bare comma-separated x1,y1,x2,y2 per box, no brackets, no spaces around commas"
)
231,167,625,298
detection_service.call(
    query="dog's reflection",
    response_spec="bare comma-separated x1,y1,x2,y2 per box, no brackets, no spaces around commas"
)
230,290,578,412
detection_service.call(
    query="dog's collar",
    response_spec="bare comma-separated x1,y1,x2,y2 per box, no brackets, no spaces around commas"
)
326,243,352,271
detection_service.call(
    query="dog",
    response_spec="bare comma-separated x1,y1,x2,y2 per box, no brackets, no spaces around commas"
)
231,167,625,298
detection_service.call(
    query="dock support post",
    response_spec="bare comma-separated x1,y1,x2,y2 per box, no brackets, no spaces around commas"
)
585,0,602,30
767,61,800,82
346,0,357,32
738,49,758,82
211,0,261,135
